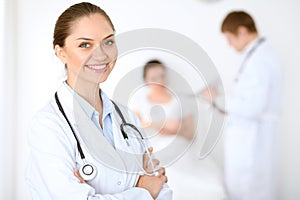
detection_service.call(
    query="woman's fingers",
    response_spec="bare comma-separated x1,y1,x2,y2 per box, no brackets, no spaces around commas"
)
143,146,153,168
74,168,86,183
143,146,156,171
157,167,166,176
160,174,168,183
157,167,168,183
151,158,160,169
148,146,153,153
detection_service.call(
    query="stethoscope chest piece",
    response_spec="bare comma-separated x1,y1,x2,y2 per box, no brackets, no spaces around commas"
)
79,162,97,181
55,92,98,181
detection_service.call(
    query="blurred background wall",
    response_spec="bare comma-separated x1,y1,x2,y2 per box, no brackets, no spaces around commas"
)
0,0,299,199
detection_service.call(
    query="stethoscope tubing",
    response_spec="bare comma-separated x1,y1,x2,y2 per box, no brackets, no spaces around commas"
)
55,92,86,160
55,91,159,179
235,37,265,82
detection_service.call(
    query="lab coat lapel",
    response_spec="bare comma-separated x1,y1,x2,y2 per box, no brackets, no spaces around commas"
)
57,84,141,174
111,104,143,174
73,99,127,172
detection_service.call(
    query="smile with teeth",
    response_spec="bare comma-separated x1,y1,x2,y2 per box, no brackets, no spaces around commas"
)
85,64,108,73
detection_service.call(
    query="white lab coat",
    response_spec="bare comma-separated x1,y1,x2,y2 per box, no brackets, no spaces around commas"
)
223,38,282,200
26,84,173,200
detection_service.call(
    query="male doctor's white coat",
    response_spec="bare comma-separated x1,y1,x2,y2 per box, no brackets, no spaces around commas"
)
223,38,282,200
26,83,173,200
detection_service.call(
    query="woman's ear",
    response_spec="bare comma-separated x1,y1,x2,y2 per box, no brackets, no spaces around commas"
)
54,45,67,64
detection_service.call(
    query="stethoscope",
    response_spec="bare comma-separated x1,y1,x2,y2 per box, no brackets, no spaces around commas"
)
235,37,265,82
54,92,158,181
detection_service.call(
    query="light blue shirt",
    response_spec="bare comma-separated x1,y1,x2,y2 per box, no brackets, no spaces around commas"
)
63,82,115,147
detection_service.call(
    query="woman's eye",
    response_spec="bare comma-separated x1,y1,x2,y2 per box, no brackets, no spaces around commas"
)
79,43,91,48
103,40,114,46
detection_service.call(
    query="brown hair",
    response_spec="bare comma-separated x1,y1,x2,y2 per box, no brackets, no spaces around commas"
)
221,11,257,35
143,59,166,80
53,2,115,49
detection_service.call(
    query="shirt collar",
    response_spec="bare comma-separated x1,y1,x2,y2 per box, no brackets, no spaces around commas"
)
101,90,113,119
63,81,113,120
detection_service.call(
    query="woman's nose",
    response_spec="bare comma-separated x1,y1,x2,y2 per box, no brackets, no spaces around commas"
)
91,45,108,61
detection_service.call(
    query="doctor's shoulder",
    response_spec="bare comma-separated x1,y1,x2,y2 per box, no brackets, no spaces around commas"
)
254,41,281,65
27,99,75,154
245,42,280,75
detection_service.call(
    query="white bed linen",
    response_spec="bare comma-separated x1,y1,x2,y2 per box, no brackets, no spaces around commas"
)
129,90,227,199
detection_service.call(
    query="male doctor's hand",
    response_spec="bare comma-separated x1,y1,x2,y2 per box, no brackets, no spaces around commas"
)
201,85,227,115
201,85,219,103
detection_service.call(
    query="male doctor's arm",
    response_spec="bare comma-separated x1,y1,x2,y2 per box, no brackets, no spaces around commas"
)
202,61,271,118
26,111,172,200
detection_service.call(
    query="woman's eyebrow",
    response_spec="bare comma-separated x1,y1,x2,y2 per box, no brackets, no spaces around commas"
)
76,37,93,41
76,34,114,41
103,34,114,40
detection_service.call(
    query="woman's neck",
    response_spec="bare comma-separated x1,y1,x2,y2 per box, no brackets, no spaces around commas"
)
66,79,102,112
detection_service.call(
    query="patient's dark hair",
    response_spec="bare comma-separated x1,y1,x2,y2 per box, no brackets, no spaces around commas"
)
143,59,166,80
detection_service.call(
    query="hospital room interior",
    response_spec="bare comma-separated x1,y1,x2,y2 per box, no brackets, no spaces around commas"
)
0,0,300,199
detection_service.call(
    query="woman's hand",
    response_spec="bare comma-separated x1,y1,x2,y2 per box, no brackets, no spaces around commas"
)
136,167,168,199
74,168,86,184
142,147,160,173
136,147,168,199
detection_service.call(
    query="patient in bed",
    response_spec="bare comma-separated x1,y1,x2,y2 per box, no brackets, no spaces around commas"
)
129,59,227,200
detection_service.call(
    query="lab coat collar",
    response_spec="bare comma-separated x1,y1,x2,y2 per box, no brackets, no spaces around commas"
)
73,100,128,172
101,91,113,121
242,36,263,56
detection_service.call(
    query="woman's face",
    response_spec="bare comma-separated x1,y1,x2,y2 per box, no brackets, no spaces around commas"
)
56,14,117,87
145,65,167,91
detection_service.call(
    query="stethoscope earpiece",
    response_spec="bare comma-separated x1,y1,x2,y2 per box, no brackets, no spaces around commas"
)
79,162,97,181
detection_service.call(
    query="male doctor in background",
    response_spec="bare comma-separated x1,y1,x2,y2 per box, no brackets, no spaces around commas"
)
202,11,282,200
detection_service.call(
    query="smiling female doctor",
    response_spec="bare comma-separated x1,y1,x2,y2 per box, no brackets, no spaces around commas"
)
25,2,172,200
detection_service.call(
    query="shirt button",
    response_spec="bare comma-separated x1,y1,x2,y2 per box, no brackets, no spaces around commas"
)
117,181,121,185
